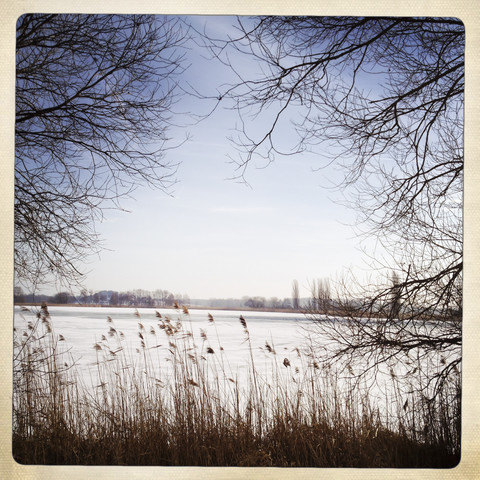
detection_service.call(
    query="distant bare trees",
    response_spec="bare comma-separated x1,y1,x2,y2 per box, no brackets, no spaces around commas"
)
15,14,188,290
292,279,300,310
389,271,402,320
308,278,331,313
244,297,263,309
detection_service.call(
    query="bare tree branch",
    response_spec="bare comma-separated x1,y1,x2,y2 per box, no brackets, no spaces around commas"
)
15,14,189,289
204,16,464,405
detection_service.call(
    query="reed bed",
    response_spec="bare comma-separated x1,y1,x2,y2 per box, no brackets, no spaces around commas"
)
12,304,460,467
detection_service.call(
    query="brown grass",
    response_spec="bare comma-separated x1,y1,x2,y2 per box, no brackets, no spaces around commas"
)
12,305,461,467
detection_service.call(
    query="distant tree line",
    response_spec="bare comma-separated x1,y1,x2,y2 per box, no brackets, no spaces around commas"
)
242,296,293,310
14,285,316,311
13,286,189,308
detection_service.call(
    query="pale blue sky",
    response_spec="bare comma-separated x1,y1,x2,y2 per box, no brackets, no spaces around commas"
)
78,16,374,299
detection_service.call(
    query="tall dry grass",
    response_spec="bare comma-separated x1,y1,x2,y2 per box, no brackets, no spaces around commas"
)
12,304,460,467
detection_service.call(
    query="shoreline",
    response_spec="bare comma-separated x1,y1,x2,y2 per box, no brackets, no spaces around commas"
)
14,302,305,315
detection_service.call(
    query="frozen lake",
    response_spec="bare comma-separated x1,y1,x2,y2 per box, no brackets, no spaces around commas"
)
13,305,314,390
13,304,459,425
